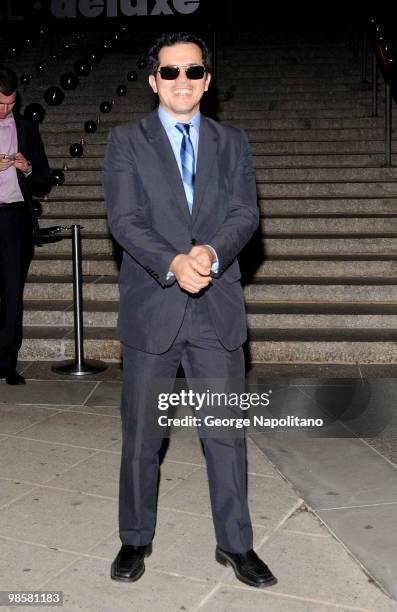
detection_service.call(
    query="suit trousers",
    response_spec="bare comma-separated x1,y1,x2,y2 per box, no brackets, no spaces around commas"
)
119,294,254,553
0,202,34,371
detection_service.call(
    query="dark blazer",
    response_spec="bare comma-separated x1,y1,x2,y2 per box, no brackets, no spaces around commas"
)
102,110,259,354
13,114,51,237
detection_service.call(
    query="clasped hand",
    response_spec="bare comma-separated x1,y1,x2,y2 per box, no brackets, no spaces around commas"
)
0,153,30,173
170,245,215,294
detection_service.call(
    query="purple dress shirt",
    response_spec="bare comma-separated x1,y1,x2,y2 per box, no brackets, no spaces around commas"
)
0,114,24,204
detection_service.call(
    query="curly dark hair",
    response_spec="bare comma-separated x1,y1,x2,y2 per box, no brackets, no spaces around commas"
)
0,67,18,96
148,32,211,75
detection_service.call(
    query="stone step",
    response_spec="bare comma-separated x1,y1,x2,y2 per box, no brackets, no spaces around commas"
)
34,101,375,124
261,218,397,232
222,100,372,111
17,329,397,364
40,216,108,232
247,129,390,142
256,313,396,329
48,158,105,169
29,95,152,111
18,328,121,362
30,254,118,276
255,260,397,275
33,232,397,256
29,256,397,279
46,185,104,198
39,215,397,234
48,178,397,200
41,197,397,217
258,167,397,180
230,119,385,131
47,153,386,169
44,141,393,159
246,301,397,314
38,112,385,132
45,128,391,148
226,94,374,105
220,110,386,120
49,167,397,184
252,155,384,168
30,89,374,106
259,199,397,215
23,299,397,330
35,235,113,254
42,124,397,146
24,300,118,327
42,117,383,132
25,276,119,300
27,84,371,103
257,182,397,198
41,200,105,215
247,336,397,363
24,276,397,301
244,282,397,302
262,237,397,255
251,142,387,154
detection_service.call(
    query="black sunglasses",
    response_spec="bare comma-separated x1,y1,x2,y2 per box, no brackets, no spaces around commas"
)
157,65,206,80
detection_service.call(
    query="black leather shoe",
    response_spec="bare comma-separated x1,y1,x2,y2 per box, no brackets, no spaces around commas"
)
216,547,277,588
110,543,152,582
4,371,26,385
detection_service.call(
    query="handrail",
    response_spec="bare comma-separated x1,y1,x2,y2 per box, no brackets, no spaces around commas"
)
365,17,397,166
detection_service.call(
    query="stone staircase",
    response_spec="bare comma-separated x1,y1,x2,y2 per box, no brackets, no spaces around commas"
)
8,27,397,364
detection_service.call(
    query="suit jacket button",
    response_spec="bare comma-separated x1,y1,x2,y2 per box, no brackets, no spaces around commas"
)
191,238,196,245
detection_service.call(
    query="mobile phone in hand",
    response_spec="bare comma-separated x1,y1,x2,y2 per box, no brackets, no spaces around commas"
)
2,154,16,161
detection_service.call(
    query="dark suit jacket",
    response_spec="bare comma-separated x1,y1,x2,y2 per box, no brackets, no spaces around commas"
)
13,113,51,238
102,110,259,354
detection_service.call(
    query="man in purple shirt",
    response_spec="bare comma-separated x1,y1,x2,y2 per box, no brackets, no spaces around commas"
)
0,68,51,385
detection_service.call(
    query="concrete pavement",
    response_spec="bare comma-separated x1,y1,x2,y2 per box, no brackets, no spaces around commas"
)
0,363,395,611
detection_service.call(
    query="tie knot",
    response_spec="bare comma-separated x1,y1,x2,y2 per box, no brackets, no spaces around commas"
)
175,122,190,136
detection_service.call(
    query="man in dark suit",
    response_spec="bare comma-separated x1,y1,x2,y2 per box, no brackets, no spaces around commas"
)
0,68,51,385
103,32,277,588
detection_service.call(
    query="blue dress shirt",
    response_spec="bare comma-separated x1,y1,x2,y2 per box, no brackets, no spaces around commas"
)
157,106,219,277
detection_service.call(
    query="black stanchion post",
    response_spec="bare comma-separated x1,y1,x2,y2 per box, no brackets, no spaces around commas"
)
52,224,107,375
384,82,392,167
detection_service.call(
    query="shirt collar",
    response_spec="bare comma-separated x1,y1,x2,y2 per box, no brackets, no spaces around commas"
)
0,113,15,128
157,106,201,133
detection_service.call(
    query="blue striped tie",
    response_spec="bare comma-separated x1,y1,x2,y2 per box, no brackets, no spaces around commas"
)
175,122,195,214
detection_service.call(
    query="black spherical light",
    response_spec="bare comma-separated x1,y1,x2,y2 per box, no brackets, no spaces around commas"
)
24,103,45,123
100,101,112,114
44,86,65,106
50,169,65,186
60,72,79,90
20,73,32,85
116,85,127,96
69,143,83,158
84,120,97,134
